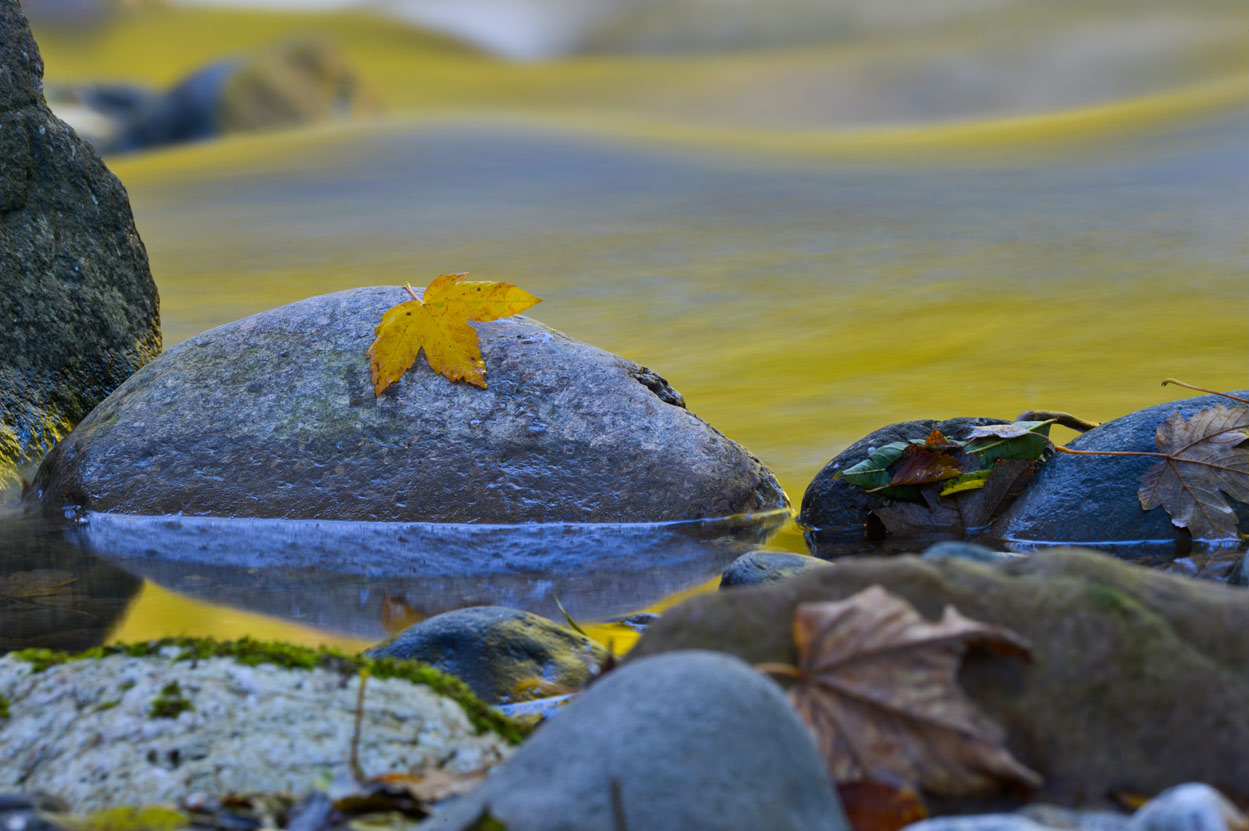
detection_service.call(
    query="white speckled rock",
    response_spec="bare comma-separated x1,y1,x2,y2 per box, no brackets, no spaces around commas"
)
0,649,513,811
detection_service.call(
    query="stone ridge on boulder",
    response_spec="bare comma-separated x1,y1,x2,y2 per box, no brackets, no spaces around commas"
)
627,548,1249,811
0,0,161,493
31,286,786,523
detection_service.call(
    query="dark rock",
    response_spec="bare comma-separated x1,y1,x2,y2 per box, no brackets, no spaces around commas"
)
993,392,1249,546
922,541,1021,565
720,550,831,588
0,792,68,831
112,38,374,153
0,0,161,494
798,417,1008,535
366,606,608,704
31,286,787,522
418,651,848,831
628,548,1249,811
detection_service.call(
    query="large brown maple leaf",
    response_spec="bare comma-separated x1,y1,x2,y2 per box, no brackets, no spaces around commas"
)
770,586,1041,797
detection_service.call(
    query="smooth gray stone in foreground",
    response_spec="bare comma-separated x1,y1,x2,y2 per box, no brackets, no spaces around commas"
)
419,651,848,831
31,286,786,523
1130,783,1247,831
366,606,608,704
922,541,1022,564
994,392,1249,545
720,550,831,588
1,0,160,493
902,817,1054,831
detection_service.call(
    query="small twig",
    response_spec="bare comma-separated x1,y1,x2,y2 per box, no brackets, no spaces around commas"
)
552,593,590,639
755,662,803,679
348,669,369,783
403,282,421,303
1161,379,1249,405
609,779,628,831
1015,410,1100,433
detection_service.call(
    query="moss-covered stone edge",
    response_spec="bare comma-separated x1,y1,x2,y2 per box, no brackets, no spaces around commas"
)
8,636,529,744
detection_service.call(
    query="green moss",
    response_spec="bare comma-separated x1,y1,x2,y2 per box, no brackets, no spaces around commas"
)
149,681,194,719
0,693,9,720
12,636,528,743
93,699,121,713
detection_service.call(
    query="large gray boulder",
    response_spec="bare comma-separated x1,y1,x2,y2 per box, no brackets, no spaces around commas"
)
419,651,848,831
366,606,609,704
628,549,1249,812
31,287,786,522
993,392,1249,545
0,0,160,494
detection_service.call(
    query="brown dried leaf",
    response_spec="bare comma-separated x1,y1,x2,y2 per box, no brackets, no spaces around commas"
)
786,586,1041,797
873,459,1035,536
1138,405,1249,541
837,781,928,831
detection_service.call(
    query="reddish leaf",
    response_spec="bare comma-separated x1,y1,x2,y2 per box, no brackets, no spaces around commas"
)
837,781,928,831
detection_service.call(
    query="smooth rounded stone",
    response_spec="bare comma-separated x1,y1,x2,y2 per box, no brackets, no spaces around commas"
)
798,417,1008,535
419,651,848,831
1020,804,1130,831
720,550,832,588
0,647,513,812
30,286,787,522
922,541,1023,565
0,793,67,831
366,606,609,704
628,548,1249,812
993,392,1249,545
0,0,161,494
111,39,373,153
1130,783,1247,831
902,817,1054,831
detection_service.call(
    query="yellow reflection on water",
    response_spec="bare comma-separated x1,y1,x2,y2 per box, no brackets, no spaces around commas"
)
107,581,374,652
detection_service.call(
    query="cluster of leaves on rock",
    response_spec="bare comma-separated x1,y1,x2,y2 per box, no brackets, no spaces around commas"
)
838,381,1249,542
837,420,1054,535
761,587,1040,831
368,274,540,395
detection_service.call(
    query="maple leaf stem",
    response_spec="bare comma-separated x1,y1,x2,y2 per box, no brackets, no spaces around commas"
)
1053,447,1170,459
402,282,421,303
1161,379,1249,405
756,662,804,680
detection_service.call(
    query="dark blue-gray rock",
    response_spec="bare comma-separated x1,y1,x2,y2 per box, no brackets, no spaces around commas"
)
628,548,1249,812
798,417,1008,536
720,550,831,588
922,541,1022,565
1129,783,1247,831
993,393,1249,546
30,286,787,522
0,0,161,496
366,606,608,704
418,651,848,831
0,793,68,831
111,39,374,153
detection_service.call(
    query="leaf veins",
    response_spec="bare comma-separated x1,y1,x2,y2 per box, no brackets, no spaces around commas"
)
367,274,541,395
766,586,1041,797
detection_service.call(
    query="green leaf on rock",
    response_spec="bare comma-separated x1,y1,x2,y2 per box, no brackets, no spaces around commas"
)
40,806,187,831
964,420,1054,466
841,442,911,491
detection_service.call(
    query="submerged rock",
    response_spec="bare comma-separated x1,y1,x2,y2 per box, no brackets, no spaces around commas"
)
798,417,1008,536
993,392,1249,546
0,641,517,812
366,606,608,704
31,286,787,523
0,0,161,494
629,548,1249,811
110,38,374,153
720,550,831,588
419,651,848,831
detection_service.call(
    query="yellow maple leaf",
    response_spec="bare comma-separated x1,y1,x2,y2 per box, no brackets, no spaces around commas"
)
367,273,541,394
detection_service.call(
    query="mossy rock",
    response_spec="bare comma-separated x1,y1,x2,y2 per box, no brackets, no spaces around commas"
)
628,548,1249,811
